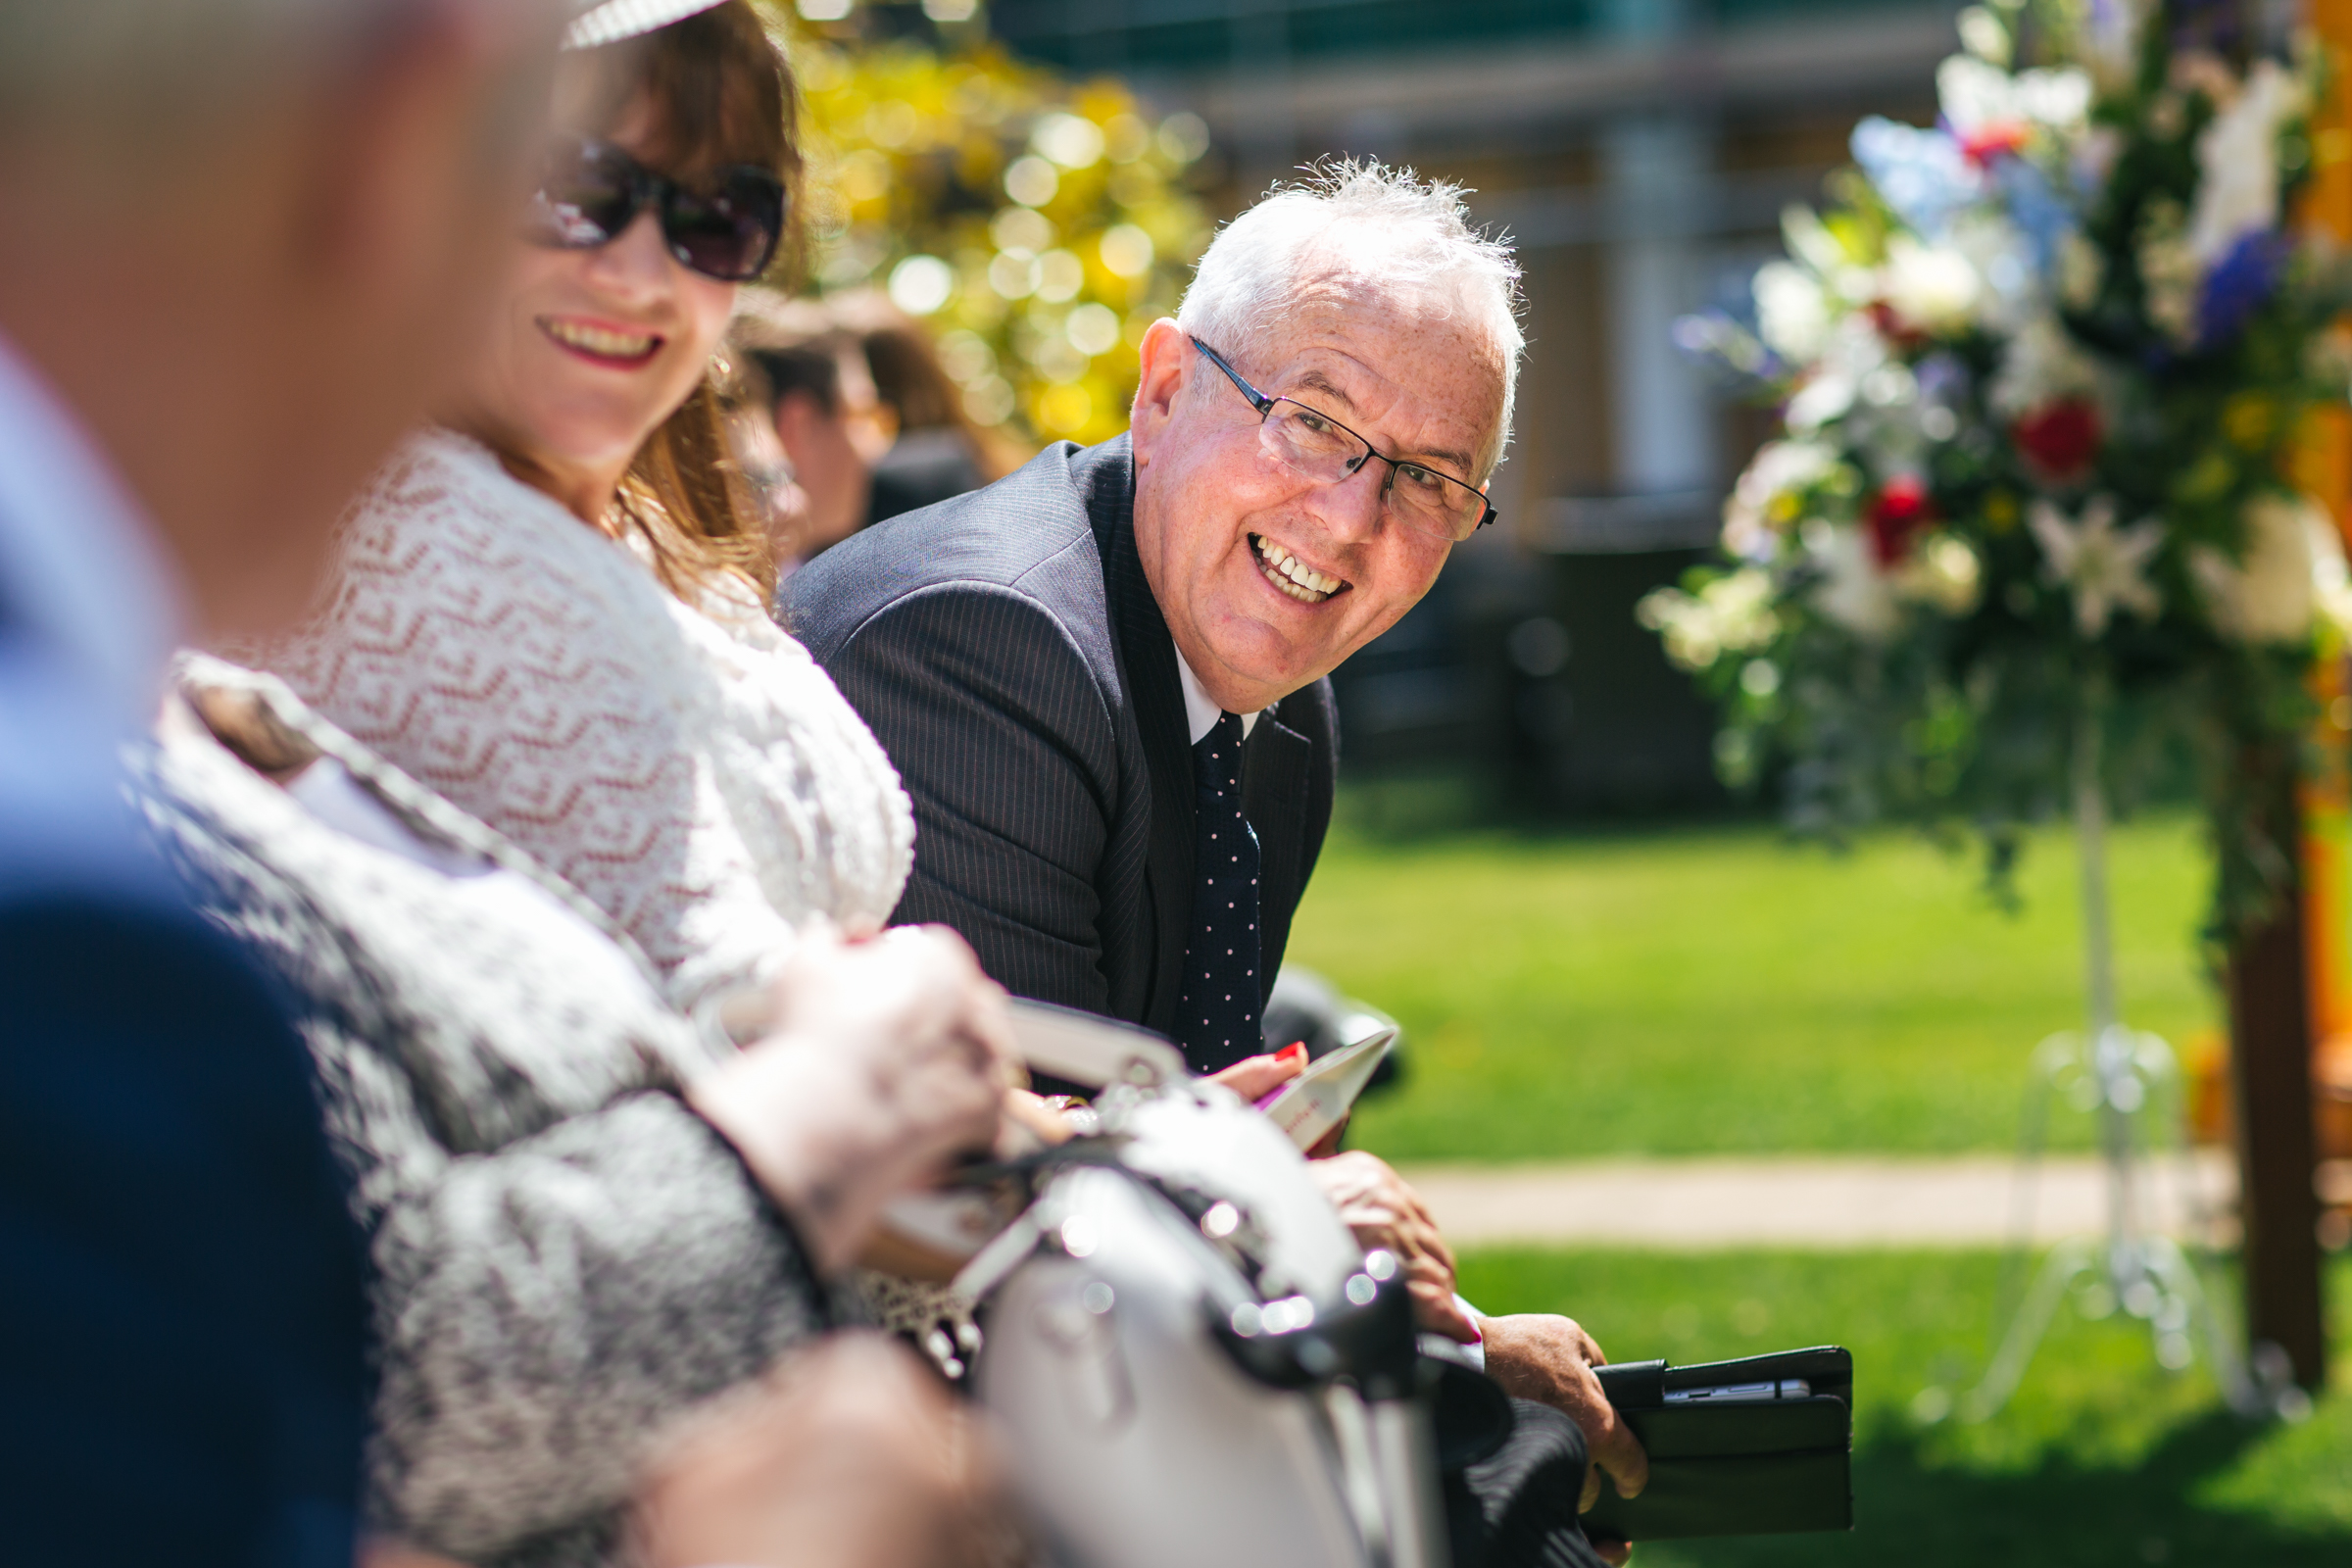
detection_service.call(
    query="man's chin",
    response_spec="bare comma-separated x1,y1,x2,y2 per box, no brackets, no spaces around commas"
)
1196,638,1343,709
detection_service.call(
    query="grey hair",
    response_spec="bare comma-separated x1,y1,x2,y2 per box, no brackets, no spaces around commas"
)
0,0,422,120
1175,159,1524,477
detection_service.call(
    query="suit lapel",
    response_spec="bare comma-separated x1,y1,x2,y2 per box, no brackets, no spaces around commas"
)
1095,463,1196,1035
1242,707,1313,1005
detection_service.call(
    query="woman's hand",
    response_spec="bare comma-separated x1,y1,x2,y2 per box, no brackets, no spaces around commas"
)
1203,1042,1307,1102
689,924,1017,1272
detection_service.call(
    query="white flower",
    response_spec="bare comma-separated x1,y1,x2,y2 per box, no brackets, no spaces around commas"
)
1956,4,2010,67
2028,495,2165,636
2191,491,2347,644
1880,237,1981,335
1638,567,1782,671
2186,59,2301,268
1806,521,1901,639
1786,375,1855,435
1988,313,2103,418
1723,440,1838,559
1937,55,2092,141
1945,211,2039,331
1785,316,1889,435
1754,261,1832,361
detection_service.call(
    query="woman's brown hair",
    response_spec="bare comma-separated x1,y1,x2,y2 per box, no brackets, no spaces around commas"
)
563,1,800,605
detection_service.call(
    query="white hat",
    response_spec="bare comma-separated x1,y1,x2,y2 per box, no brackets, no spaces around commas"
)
566,0,730,49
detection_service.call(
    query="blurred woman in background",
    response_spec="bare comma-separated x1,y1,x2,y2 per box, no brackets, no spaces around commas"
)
724,288,1020,588
726,291,896,581
828,288,1021,519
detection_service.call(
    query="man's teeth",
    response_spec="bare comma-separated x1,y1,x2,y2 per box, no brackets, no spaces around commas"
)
544,319,657,358
1253,535,1344,604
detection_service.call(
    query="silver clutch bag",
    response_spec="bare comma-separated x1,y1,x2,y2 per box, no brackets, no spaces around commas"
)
955,1005,1450,1568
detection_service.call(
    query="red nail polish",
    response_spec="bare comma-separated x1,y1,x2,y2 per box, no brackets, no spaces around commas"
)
1277,1041,1307,1064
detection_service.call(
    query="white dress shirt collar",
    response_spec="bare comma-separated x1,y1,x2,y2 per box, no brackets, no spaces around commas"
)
0,330,183,728
1173,638,1260,746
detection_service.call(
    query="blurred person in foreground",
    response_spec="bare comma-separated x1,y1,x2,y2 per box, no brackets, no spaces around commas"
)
787,163,1647,1564
0,0,1008,1565
0,1,558,1563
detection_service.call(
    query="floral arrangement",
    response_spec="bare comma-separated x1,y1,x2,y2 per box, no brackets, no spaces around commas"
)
762,2,1216,449
1646,0,2352,935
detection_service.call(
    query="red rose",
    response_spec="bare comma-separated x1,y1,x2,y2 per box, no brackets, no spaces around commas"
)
1866,475,1935,564
2011,398,2101,485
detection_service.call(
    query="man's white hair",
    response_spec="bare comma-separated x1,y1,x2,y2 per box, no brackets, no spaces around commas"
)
1175,160,1524,478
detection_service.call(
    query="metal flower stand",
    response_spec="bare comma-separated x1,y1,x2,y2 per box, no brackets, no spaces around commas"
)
1951,698,2269,1422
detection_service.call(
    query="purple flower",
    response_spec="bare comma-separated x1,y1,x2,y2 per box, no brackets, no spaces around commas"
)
2197,229,2286,348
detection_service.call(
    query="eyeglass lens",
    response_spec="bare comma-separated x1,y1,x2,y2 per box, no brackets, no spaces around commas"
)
1259,404,1485,540
528,141,783,283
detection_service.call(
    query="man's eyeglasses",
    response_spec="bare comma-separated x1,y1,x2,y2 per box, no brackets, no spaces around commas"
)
525,137,787,284
1192,337,1494,542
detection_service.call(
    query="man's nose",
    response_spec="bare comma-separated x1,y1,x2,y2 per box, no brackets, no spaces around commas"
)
1307,455,1389,543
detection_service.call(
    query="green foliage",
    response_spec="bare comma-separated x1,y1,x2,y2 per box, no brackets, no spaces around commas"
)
760,2,1217,447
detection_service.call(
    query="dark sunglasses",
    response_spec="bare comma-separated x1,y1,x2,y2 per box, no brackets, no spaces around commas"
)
526,137,787,284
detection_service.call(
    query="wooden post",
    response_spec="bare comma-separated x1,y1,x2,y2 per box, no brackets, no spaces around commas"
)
2226,743,2329,1389
2254,0,2352,1392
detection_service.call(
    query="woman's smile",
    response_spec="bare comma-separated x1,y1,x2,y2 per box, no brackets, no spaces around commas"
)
537,314,664,368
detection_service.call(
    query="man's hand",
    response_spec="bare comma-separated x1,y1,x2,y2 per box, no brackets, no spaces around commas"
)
690,925,1017,1271
1480,1313,1648,1561
1306,1152,1478,1343
634,1333,1014,1568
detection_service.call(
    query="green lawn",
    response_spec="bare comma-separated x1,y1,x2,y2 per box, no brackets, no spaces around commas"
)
1290,809,2220,1161
1458,1248,2352,1567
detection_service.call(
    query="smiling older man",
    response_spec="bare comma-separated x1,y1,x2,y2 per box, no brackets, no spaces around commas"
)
789,165,1509,1065
788,163,1645,1562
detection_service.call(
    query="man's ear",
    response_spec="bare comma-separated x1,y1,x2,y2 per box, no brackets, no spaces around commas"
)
1127,318,1189,468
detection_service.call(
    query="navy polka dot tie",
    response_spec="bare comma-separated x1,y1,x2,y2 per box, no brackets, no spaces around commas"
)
1175,711,1261,1074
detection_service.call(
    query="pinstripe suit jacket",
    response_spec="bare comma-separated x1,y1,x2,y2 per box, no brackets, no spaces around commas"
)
784,434,1338,1042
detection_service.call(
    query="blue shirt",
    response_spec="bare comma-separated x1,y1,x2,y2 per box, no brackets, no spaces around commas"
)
0,333,369,1568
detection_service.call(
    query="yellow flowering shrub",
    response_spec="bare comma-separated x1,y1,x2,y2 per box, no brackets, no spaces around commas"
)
760,3,1216,449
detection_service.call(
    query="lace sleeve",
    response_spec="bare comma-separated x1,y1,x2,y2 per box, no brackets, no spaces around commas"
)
260,435,800,1004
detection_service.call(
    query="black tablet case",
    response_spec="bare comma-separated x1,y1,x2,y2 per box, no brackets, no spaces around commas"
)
1580,1346,1853,1542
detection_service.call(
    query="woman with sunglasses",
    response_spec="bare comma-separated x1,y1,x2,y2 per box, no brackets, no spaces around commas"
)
261,0,912,1012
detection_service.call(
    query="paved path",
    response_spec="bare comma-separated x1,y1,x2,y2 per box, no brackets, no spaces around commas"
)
1398,1151,2244,1250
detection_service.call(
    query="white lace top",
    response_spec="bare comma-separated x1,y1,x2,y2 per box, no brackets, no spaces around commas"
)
259,427,915,1007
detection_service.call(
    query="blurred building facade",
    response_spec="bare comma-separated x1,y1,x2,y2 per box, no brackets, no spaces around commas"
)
987,0,1957,811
